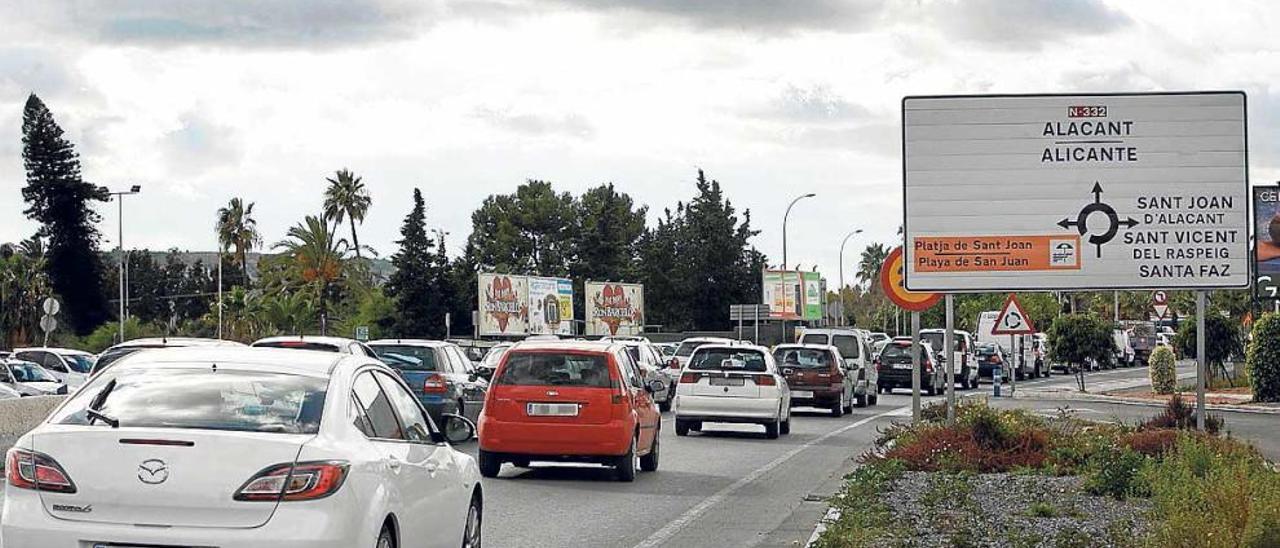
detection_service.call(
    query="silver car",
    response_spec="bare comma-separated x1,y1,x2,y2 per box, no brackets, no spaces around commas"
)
0,359,69,396
616,340,675,411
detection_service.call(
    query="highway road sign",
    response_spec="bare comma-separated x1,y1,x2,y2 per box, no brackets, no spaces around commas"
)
42,297,60,316
879,247,942,311
903,92,1249,291
729,304,771,321
354,325,369,341
991,294,1035,335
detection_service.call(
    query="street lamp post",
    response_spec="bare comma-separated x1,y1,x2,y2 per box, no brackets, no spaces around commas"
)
109,185,142,344
838,228,863,326
782,193,816,269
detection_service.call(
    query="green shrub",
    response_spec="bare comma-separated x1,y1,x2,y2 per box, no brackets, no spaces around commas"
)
1246,313,1280,402
1142,393,1223,434
1026,501,1061,518
1148,345,1177,395
1177,314,1243,382
1083,446,1150,500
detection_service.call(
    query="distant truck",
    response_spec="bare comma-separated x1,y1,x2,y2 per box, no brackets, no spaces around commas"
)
1120,320,1158,366
976,310,1041,379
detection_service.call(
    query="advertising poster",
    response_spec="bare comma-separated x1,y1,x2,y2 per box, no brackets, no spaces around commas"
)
527,276,574,336
1256,186,1280,299
803,272,823,321
586,281,645,336
478,273,529,336
762,270,802,320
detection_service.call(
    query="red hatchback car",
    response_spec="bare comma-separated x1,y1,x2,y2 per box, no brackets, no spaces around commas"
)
477,341,663,481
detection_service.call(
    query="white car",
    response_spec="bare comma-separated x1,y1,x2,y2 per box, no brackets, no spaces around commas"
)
672,344,791,439
2,347,483,548
12,347,95,389
251,335,380,358
666,337,736,370
918,329,979,390
93,337,247,374
615,340,676,411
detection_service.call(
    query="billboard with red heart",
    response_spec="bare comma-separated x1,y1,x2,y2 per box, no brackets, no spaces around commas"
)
478,273,529,336
585,281,645,336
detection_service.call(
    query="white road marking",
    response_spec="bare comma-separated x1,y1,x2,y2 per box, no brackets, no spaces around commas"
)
631,406,906,548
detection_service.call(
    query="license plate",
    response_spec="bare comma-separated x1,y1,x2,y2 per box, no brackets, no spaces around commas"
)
709,377,745,387
527,403,579,416
893,363,912,369
792,390,814,398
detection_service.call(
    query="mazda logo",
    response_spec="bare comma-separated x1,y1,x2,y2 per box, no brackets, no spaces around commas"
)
138,459,169,485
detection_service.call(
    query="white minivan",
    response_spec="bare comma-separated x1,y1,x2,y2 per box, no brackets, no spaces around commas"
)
795,328,878,406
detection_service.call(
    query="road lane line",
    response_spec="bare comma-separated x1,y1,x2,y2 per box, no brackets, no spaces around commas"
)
631,406,906,548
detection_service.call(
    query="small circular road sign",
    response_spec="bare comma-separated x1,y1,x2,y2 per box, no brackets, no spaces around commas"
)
42,297,61,316
40,315,57,333
880,247,942,312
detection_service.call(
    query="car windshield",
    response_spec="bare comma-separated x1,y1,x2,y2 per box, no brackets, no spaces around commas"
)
61,354,95,374
51,368,328,434
93,346,154,372
369,345,439,371
975,344,999,355
496,352,612,387
880,344,917,360
254,341,342,352
675,340,717,357
773,348,831,369
689,348,767,372
7,361,56,384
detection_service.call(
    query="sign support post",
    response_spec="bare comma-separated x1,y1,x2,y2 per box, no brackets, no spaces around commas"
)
1196,291,1207,431
754,306,760,345
944,294,956,424
1009,334,1017,396
911,311,921,423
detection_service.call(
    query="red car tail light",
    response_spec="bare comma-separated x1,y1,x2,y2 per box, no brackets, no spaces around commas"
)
423,374,448,394
235,461,349,502
6,449,76,494
667,358,681,369
679,372,701,384
754,375,777,386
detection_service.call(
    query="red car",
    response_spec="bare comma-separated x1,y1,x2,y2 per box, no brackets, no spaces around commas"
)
477,341,663,482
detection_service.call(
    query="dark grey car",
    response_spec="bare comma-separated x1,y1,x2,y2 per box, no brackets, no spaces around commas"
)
368,340,488,428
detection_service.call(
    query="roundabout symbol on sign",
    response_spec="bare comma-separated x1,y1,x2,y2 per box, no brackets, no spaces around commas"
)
1057,182,1139,259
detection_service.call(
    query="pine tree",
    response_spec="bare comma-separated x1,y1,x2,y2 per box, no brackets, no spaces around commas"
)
20,94,110,334
386,189,450,337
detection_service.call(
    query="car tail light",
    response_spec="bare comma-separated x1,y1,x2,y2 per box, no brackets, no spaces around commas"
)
679,372,701,384
423,374,448,394
6,449,76,493
754,375,777,386
235,461,349,502
667,358,681,369
873,357,882,372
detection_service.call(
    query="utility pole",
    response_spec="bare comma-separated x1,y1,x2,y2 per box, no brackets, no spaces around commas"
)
109,185,142,343
837,228,862,326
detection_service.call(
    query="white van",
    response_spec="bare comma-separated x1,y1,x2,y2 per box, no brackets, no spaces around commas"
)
795,328,878,406
917,329,979,389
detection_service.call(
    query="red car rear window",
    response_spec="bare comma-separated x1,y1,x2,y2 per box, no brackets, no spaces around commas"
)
497,352,611,388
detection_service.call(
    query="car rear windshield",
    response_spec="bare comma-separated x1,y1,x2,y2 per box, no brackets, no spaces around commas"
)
369,345,439,371
773,348,832,369
800,334,827,346
51,368,328,434
497,352,612,387
880,344,916,360
674,341,716,357
689,349,767,372
60,354,94,374
92,346,153,372
255,341,342,352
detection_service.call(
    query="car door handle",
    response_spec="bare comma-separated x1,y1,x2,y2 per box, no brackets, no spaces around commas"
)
385,457,402,472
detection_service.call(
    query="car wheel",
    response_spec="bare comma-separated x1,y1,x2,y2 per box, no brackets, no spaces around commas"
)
640,431,659,472
675,419,691,436
855,393,867,408
462,494,483,548
868,391,878,406
478,449,501,478
830,393,844,417
925,381,937,396
781,408,792,435
377,524,396,548
764,419,779,439
843,390,855,413
658,398,672,413
615,437,637,482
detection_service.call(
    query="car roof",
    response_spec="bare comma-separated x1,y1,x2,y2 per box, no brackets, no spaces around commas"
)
367,339,453,348
251,335,360,347
105,347,360,377
510,340,620,353
693,343,769,353
13,347,94,356
109,337,246,350
773,343,836,351
919,329,972,336
678,337,734,344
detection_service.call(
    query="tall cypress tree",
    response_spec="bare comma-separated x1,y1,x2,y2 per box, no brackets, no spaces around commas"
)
386,188,450,337
20,94,110,334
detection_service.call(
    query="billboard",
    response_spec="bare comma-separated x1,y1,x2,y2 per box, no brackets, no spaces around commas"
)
803,272,823,321
762,270,824,321
478,273,529,336
1256,186,1280,299
585,281,645,336
528,276,574,335
903,92,1249,291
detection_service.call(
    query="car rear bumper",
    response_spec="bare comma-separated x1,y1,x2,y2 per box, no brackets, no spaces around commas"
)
787,385,841,406
478,416,632,456
674,394,779,421
0,487,364,548
878,368,920,386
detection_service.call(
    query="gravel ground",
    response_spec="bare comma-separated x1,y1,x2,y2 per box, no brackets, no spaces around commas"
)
879,472,1150,547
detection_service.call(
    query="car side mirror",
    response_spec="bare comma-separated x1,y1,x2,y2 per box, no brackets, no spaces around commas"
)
440,413,476,444
646,379,665,394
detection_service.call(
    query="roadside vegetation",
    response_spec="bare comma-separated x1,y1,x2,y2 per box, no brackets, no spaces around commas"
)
814,399,1279,547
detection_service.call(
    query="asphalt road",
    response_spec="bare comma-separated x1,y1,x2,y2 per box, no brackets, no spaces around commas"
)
3,362,1274,548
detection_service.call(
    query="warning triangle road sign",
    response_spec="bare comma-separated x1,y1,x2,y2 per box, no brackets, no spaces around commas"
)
992,294,1036,335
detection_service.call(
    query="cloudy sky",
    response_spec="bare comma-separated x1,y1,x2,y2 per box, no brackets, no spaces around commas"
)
1,0,1277,285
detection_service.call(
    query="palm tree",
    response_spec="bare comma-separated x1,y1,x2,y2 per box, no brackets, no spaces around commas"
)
0,238,50,347
856,243,890,291
273,215,350,334
323,169,372,260
215,198,263,281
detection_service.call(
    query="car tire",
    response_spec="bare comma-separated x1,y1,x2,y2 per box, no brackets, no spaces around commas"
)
675,419,691,437
640,432,659,472
462,493,483,548
830,394,844,417
781,413,791,435
843,392,854,413
615,437,637,482
478,449,502,478
764,419,780,439
925,381,937,396
377,524,396,548
855,393,867,408
868,392,878,406
658,397,672,412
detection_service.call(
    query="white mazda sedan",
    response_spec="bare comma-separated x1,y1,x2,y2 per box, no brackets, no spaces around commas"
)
1,347,484,548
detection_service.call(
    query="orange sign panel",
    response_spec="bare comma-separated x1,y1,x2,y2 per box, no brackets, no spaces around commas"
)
913,235,1082,273
880,247,942,312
